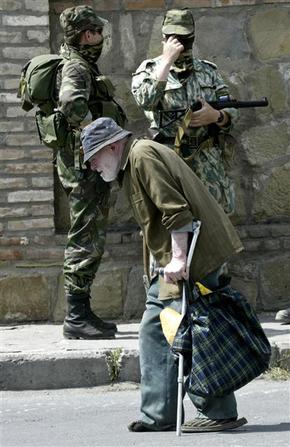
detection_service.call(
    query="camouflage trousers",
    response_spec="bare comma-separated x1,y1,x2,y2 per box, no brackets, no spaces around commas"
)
179,142,235,215
56,145,110,296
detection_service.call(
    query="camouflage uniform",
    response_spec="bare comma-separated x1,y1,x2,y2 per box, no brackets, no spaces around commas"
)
56,6,126,336
131,14,239,215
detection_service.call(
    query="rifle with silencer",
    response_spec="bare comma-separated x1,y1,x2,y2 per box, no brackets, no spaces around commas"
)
157,96,269,129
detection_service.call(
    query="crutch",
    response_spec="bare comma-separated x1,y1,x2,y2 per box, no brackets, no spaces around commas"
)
176,220,201,437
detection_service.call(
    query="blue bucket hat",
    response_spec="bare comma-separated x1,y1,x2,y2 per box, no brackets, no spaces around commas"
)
81,117,132,163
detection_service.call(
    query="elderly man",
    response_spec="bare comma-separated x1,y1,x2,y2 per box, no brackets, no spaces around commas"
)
81,117,247,433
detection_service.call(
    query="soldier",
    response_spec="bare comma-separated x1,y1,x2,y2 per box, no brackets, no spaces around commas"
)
56,5,126,339
131,8,239,215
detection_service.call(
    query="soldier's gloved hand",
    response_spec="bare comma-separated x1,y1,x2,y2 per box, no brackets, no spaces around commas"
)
164,257,188,284
161,35,184,65
189,97,222,127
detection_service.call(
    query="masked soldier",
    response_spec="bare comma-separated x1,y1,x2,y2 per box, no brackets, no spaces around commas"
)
131,8,239,215
56,5,126,339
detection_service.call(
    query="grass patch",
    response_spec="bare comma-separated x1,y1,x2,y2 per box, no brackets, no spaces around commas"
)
105,348,122,382
263,367,290,381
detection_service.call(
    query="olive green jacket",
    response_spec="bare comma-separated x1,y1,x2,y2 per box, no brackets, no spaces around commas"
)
120,138,243,299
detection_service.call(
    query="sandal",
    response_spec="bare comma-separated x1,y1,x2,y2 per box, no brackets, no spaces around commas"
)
181,417,248,433
128,420,175,432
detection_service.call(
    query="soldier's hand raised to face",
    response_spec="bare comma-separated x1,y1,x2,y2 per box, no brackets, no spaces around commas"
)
162,36,184,65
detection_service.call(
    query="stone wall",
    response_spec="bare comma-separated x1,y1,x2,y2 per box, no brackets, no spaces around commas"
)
0,0,289,323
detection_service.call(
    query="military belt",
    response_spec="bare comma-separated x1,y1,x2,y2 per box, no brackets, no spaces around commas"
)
156,134,211,148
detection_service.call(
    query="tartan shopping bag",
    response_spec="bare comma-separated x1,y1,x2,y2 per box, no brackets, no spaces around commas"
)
172,284,271,397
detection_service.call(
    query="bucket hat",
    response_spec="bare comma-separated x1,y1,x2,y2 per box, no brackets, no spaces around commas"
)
81,117,132,163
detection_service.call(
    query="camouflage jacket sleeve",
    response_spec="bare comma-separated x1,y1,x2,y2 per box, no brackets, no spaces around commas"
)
131,59,167,110
58,60,93,127
208,64,239,130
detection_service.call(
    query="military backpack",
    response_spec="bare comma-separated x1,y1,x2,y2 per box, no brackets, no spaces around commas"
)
18,54,70,149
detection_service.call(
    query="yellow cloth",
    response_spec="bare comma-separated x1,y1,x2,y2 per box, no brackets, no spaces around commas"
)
160,307,183,346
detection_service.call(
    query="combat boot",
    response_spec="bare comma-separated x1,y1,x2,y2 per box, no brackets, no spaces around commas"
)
85,299,117,333
63,294,116,339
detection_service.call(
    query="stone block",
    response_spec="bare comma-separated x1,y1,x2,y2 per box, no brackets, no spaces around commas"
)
27,29,49,43
146,14,163,59
29,148,52,159
0,274,51,323
31,204,54,216
247,66,286,116
7,107,33,117
0,121,24,132
260,256,290,310
124,0,165,9
197,13,249,64
230,175,248,225
0,237,29,247
263,239,280,251
24,247,64,260
0,0,22,11
7,218,54,232
3,47,49,60
0,149,26,161
90,265,128,319
271,224,290,237
31,177,53,188
242,239,262,252
283,238,290,249
51,272,66,322
25,0,49,12
2,162,52,175
253,164,290,221
0,93,20,104
249,9,290,60
0,177,28,190
0,249,23,261
7,190,53,203
0,207,29,218
106,232,122,244
3,15,49,27
0,31,22,43
3,79,20,90
0,63,22,76
119,15,136,71
230,276,258,308
246,225,270,239
5,133,40,146
123,265,146,319
229,257,259,280
241,123,290,167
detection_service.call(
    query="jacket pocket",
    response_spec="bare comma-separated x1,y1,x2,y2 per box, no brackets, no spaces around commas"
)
35,110,68,149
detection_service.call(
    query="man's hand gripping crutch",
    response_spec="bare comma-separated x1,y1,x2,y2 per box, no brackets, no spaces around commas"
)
159,220,201,436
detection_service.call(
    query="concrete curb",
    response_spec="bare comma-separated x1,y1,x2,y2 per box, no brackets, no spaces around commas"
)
0,349,140,391
0,318,289,391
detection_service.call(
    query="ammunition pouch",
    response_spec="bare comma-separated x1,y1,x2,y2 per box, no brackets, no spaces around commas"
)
35,110,69,149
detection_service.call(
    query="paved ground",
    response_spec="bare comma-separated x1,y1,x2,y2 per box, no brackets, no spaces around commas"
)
1,380,290,447
0,314,289,390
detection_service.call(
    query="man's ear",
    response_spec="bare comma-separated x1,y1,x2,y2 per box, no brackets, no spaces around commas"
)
109,143,116,152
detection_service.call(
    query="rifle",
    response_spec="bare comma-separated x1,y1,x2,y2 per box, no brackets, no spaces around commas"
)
158,96,269,129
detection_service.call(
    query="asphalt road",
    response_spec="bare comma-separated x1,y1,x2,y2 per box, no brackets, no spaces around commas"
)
1,380,289,447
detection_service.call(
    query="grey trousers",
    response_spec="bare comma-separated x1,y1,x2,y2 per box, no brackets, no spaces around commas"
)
138,278,238,428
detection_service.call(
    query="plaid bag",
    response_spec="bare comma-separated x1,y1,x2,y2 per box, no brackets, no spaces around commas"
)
172,284,271,397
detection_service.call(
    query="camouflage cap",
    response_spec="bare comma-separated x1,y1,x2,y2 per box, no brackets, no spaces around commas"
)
60,5,107,43
162,9,195,36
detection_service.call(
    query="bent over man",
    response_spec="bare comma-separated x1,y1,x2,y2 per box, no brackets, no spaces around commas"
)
80,117,247,433
56,5,126,339
131,8,239,215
